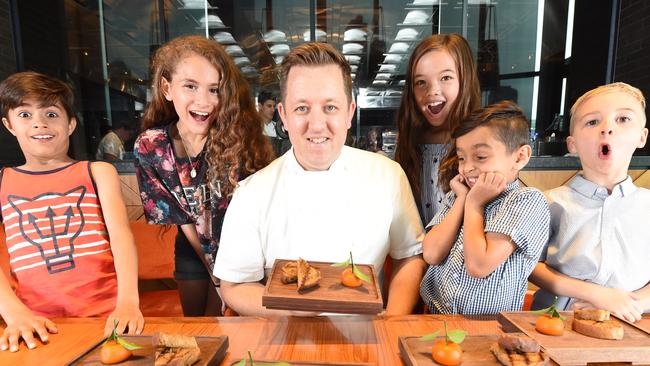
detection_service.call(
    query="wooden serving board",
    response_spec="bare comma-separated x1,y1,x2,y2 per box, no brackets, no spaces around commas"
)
66,335,228,365
616,315,650,336
262,259,383,314
498,311,650,365
399,335,503,366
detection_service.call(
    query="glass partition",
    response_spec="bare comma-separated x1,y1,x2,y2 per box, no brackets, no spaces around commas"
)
8,0,626,166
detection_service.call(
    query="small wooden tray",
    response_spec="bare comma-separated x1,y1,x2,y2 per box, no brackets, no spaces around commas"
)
615,315,650,336
66,335,228,365
498,311,650,366
262,259,383,314
399,335,503,366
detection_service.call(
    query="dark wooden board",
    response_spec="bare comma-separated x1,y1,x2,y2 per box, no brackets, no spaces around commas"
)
66,335,228,365
262,259,383,314
498,311,650,366
399,335,505,366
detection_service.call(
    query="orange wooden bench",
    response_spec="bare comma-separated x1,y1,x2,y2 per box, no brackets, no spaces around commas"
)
0,222,183,317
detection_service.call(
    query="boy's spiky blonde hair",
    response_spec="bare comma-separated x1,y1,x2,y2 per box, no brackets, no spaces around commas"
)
570,82,646,133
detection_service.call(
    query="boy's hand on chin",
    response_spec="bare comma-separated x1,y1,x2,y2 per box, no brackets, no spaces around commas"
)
450,174,469,199
0,310,57,352
104,304,144,336
466,172,507,208
575,287,643,323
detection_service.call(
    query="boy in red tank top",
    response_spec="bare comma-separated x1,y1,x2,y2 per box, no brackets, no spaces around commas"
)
0,72,143,352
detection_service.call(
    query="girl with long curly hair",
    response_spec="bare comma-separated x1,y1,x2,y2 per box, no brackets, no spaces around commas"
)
394,34,480,226
134,35,273,316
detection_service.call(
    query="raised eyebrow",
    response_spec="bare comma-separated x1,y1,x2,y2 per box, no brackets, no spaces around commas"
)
324,98,342,105
414,68,456,79
577,111,601,121
40,104,63,111
616,107,637,114
471,143,493,150
179,78,219,87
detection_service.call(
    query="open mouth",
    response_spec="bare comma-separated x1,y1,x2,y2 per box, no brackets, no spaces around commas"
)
189,110,210,122
599,143,611,159
427,101,445,115
465,176,477,187
308,137,329,144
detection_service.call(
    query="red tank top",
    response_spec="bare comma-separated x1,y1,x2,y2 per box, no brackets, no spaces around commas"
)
0,161,118,317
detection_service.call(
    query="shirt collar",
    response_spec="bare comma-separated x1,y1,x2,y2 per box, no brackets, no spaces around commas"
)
285,146,349,175
570,173,636,200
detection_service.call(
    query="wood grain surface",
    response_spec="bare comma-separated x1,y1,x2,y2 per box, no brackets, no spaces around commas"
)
498,311,650,365
2,314,645,366
616,316,650,336
0,315,500,366
66,335,227,365
399,335,503,366
228,361,373,365
262,259,383,314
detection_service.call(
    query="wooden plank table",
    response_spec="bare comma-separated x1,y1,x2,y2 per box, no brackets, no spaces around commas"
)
0,315,497,365
0,315,646,365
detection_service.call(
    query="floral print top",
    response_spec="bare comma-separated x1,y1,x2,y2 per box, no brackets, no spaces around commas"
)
133,125,230,281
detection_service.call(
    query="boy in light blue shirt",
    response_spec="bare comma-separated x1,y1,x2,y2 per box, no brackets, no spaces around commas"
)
531,82,650,323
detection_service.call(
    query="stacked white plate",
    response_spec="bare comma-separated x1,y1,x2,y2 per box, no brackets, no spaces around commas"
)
343,29,367,41
213,32,235,44
225,45,245,56
403,10,430,24
199,15,224,28
233,57,250,66
383,54,404,64
181,0,205,9
395,28,419,41
388,42,410,53
303,29,327,41
345,55,361,64
342,43,363,54
270,44,290,56
263,30,287,43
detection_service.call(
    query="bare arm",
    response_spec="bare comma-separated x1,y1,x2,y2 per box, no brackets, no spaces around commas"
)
530,262,643,322
462,173,515,278
385,255,427,315
423,175,468,266
220,280,317,317
91,162,144,336
0,271,57,352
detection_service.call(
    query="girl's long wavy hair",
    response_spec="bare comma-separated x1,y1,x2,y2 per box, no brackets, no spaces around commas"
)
438,100,530,192
142,35,273,197
394,34,480,205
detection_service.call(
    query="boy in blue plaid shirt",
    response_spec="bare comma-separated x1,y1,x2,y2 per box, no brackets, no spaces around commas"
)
420,100,550,314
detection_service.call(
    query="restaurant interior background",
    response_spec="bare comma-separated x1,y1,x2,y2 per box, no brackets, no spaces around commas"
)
0,0,649,167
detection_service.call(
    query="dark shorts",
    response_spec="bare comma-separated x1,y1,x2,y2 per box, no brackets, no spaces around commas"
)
174,228,210,281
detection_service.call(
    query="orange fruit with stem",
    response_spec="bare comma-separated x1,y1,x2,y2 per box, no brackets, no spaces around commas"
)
341,267,363,287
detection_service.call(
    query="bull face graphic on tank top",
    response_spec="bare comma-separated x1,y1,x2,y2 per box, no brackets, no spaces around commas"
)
7,186,86,274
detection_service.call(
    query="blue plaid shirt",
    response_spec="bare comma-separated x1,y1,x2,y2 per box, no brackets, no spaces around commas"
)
420,181,550,314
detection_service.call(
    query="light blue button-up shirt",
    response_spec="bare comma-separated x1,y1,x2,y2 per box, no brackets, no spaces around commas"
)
533,174,650,311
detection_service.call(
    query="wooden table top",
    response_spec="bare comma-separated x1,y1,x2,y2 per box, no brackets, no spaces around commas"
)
0,314,500,365
0,314,646,365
